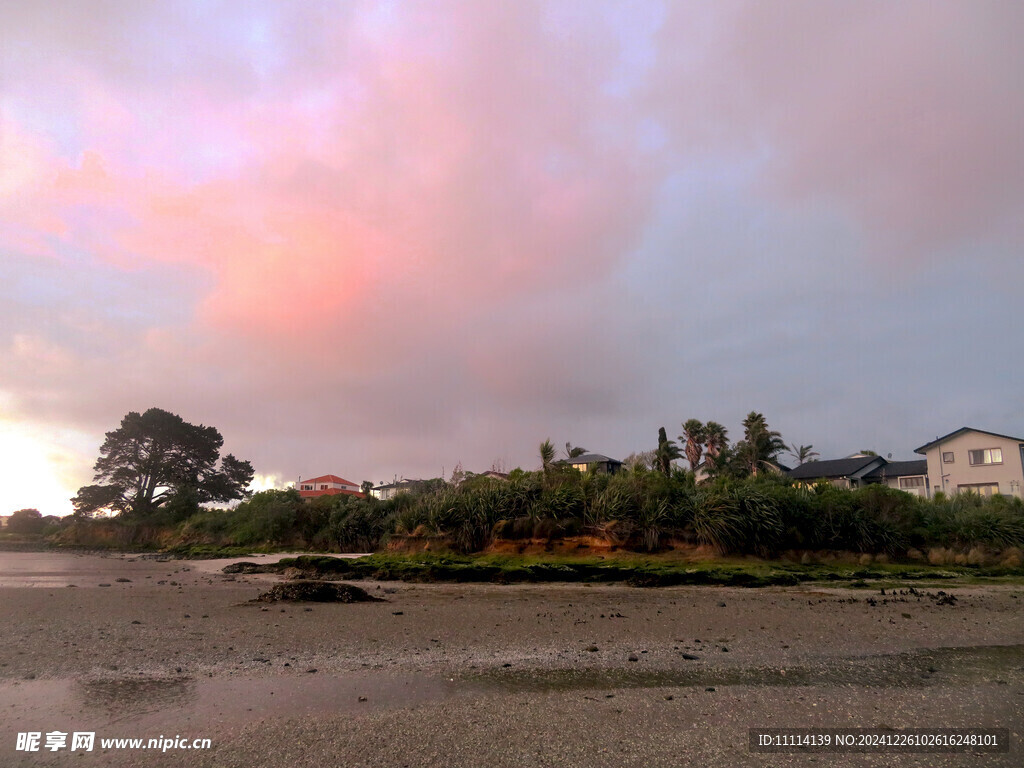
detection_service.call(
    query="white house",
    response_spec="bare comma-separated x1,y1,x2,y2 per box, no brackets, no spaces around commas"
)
915,428,1024,498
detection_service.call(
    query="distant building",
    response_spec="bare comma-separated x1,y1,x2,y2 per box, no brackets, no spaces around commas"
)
787,455,930,495
296,474,365,501
370,479,426,500
563,453,622,475
787,455,889,490
915,427,1024,498
0,515,10,529
479,471,509,481
862,460,930,497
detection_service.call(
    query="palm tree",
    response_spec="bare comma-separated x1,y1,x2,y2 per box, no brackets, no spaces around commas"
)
704,422,729,461
564,442,587,460
655,426,682,477
680,419,707,472
788,443,819,466
539,439,556,476
737,412,786,476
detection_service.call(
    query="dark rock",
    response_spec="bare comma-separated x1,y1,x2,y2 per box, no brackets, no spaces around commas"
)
254,581,384,604
705,686,715,692
223,562,275,574
681,653,700,660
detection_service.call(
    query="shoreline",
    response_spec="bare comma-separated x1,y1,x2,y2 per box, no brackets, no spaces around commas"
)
2,552,1021,767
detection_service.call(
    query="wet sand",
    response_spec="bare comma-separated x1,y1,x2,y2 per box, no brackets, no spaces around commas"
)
0,552,1021,767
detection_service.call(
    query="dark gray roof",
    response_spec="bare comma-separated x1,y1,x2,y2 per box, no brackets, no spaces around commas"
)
786,456,881,480
915,427,1024,454
863,460,928,480
567,453,621,465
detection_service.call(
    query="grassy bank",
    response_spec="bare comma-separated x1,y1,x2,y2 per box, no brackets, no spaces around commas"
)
51,472,1024,568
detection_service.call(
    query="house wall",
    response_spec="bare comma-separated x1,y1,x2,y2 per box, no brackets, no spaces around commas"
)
922,432,1024,498
881,476,929,497
372,485,411,500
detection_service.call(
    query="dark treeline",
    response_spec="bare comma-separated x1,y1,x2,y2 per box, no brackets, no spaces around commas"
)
51,465,1024,563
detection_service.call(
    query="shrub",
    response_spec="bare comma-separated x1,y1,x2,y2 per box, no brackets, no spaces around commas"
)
7,508,45,535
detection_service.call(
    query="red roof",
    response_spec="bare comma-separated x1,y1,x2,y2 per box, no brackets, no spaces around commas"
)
301,474,358,486
297,488,366,499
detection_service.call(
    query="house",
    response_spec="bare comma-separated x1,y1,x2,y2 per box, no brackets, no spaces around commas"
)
479,471,509,481
564,453,622,475
0,515,10,529
862,460,930,497
915,427,1024,498
296,474,365,501
787,455,888,489
370,479,426,500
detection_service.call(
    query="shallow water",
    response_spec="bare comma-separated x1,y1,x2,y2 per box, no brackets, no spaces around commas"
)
1,670,462,736
3,644,1020,738
0,551,367,587
471,644,1024,692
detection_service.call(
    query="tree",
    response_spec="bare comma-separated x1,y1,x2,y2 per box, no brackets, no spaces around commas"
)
680,419,707,472
655,426,681,477
788,444,819,466
360,480,374,496
7,508,45,535
449,462,468,486
72,408,254,517
622,451,656,474
564,442,587,460
704,422,729,461
539,439,556,476
736,412,786,477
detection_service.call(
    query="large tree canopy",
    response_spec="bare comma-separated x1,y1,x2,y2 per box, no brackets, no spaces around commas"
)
72,408,254,517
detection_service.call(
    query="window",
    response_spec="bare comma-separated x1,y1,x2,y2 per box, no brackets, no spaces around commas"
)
301,484,312,490
958,483,1000,497
968,448,1002,466
320,484,328,490
899,476,925,489
942,452,954,464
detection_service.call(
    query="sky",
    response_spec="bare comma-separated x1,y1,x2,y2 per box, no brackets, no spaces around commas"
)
2,1,1023,515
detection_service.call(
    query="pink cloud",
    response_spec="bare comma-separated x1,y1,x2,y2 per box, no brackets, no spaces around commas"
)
3,1,659,376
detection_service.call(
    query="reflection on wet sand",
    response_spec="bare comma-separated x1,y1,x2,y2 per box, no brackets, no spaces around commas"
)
76,676,197,719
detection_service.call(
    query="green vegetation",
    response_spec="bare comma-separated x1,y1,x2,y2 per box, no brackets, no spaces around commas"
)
47,464,1024,572
232,552,1024,588
42,411,1023,570
5,508,55,535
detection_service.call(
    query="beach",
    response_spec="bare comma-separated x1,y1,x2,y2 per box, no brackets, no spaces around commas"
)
1,551,1021,767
